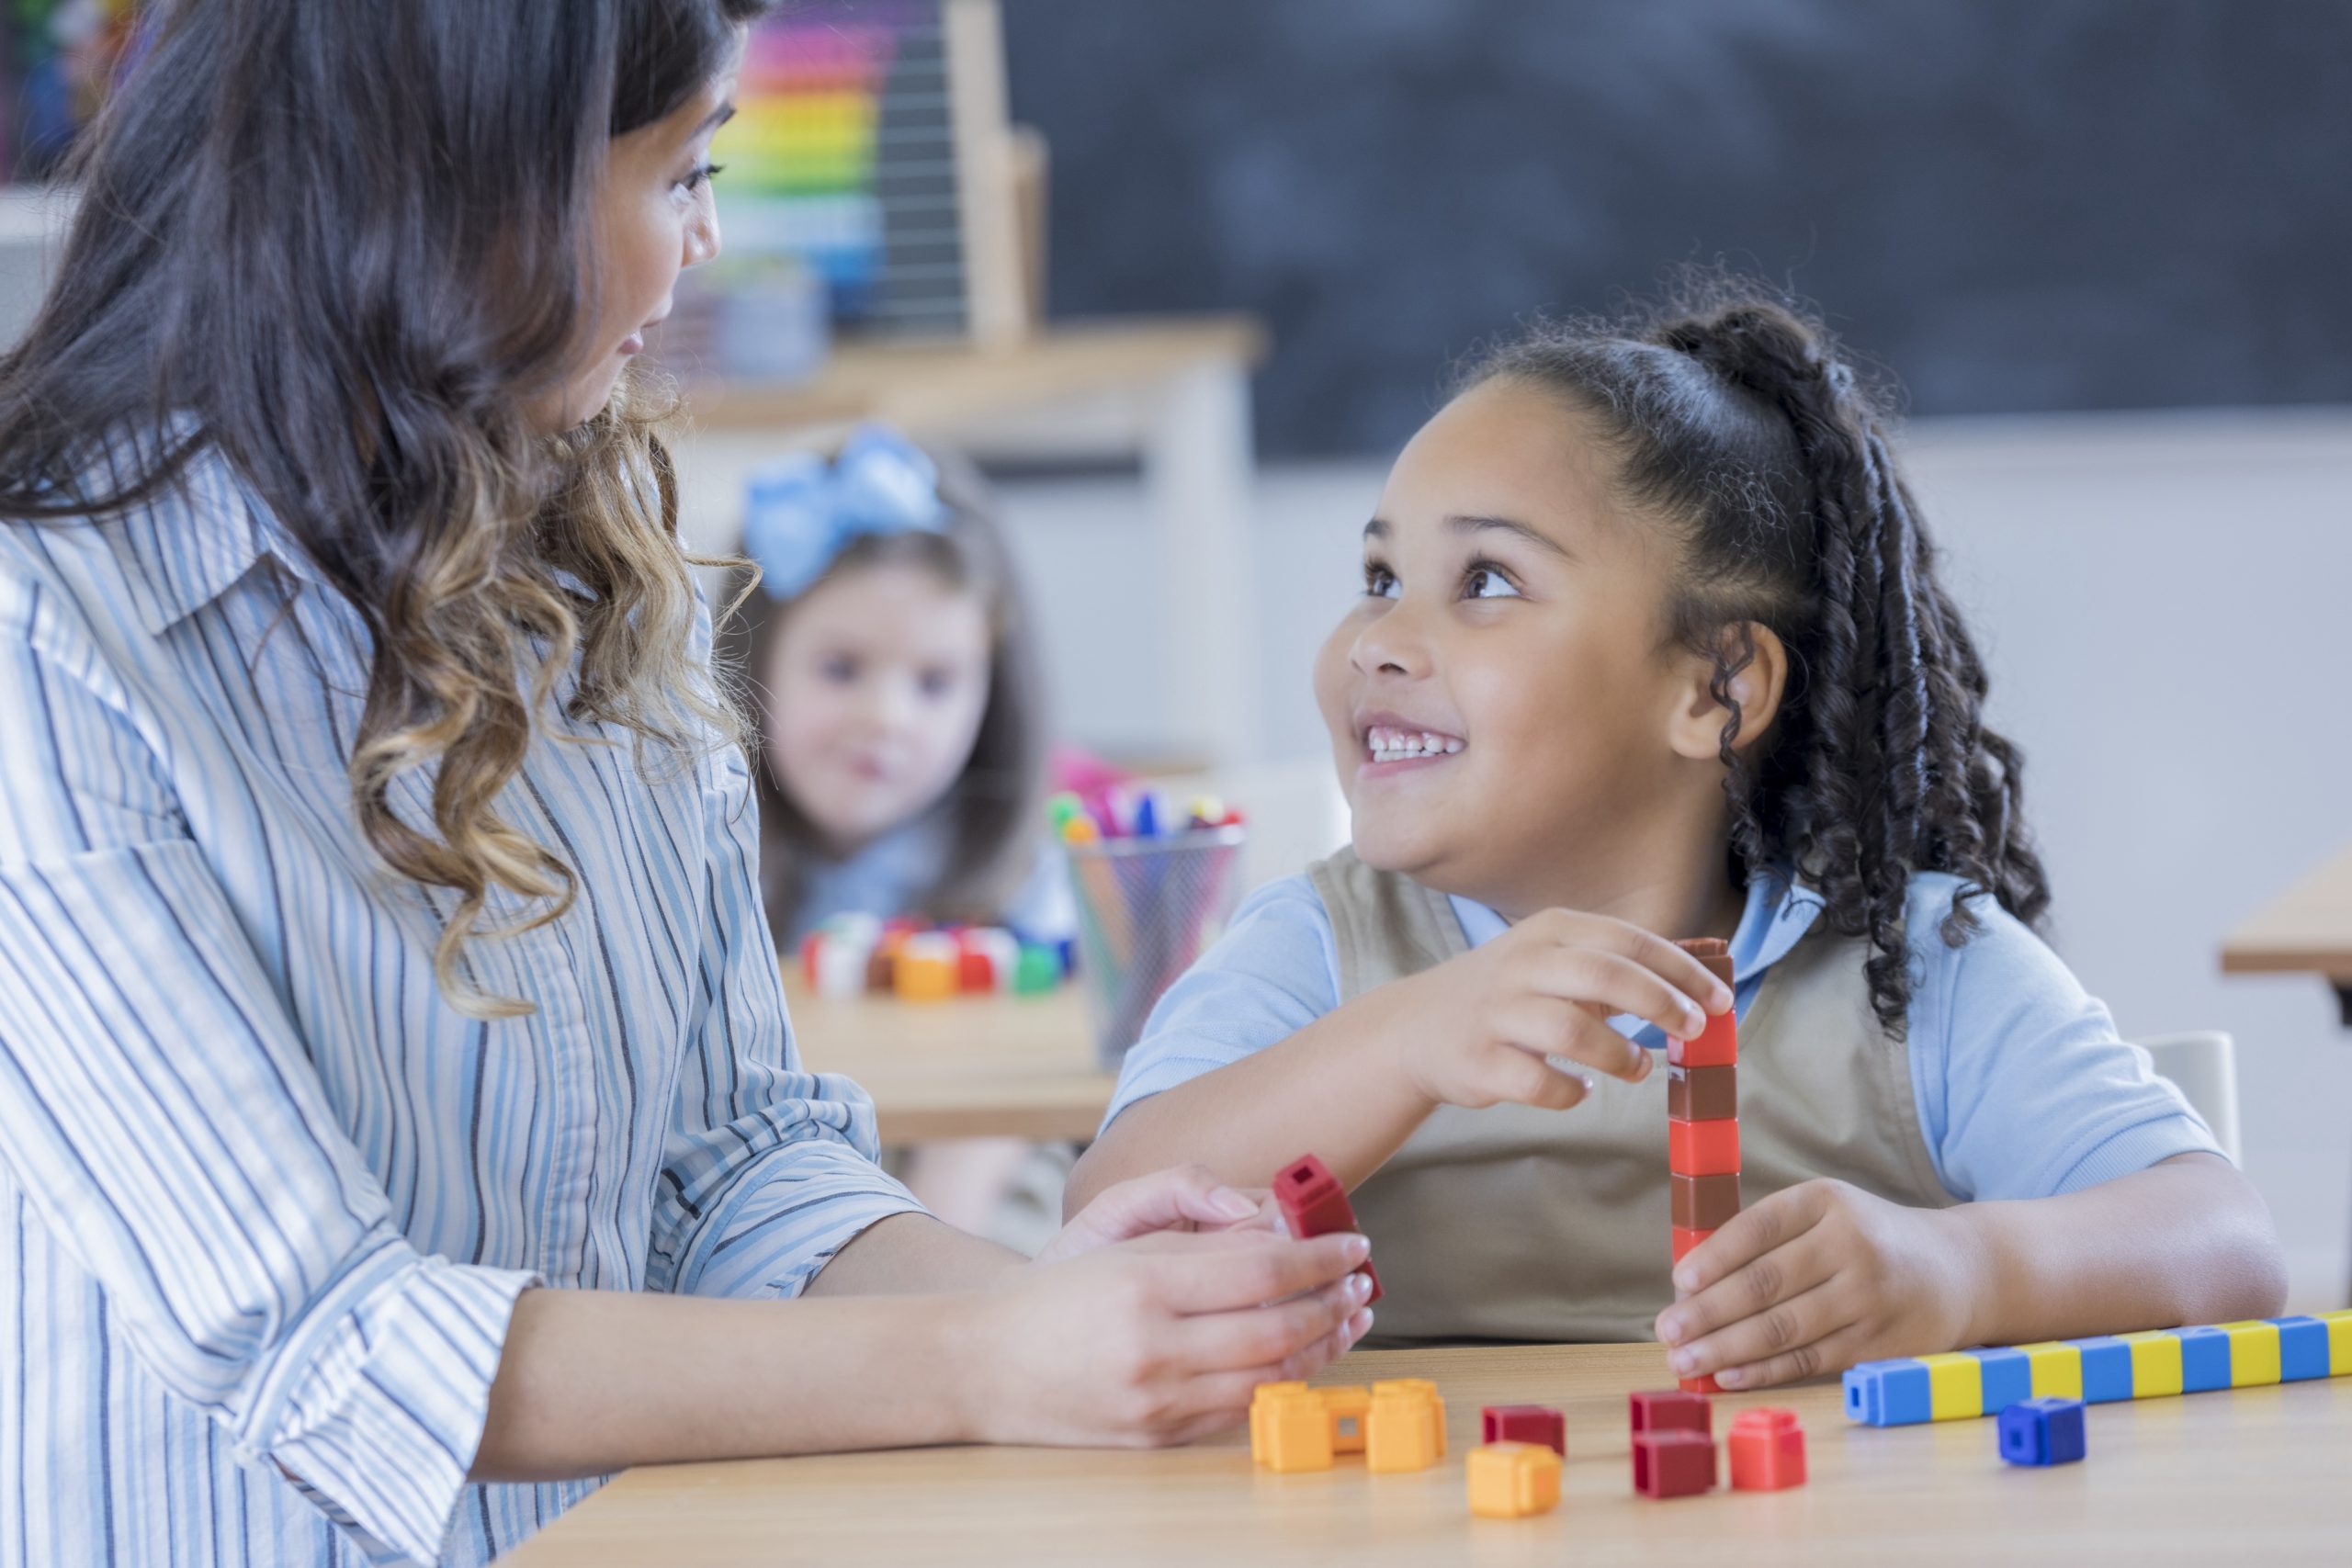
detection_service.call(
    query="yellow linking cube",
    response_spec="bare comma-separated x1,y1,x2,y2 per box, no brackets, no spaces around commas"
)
2015,1340,2084,1400
2217,1320,2282,1386
1366,1379,1447,1472
1917,1351,1983,1421
2120,1330,2184,1397
1466,1442,1563,1517
1249,1384,1332,1472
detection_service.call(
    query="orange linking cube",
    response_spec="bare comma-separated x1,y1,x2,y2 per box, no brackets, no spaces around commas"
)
1466,1442,1563,1518
1365,1379,1446,1472
1727,1406,1807,1490
1318,1384,1371,1454
1668,937,1740,1393
1249,1383,1332,1472
892,932,960,1001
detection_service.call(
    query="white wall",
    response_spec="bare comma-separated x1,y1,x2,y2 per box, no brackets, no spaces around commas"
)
960,409,2352,1309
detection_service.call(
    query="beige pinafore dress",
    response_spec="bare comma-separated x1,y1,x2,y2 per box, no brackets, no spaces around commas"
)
1306,848,1955,1346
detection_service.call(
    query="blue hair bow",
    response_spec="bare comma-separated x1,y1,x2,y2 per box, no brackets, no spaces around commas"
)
741,423,948,602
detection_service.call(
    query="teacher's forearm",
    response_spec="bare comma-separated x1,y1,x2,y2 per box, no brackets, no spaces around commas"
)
471,1280,971,1481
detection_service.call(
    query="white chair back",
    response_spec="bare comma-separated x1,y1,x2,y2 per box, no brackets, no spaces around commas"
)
2136,1031,2243,1165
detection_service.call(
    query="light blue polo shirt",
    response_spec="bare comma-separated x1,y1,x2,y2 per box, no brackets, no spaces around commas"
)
1103,869,2220,1201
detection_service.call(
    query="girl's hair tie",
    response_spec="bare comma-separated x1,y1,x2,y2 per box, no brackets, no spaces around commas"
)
741,423,948,602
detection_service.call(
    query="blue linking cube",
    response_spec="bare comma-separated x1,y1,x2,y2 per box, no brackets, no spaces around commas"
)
1997,1397,2087,1467
1844,1359,1931,1427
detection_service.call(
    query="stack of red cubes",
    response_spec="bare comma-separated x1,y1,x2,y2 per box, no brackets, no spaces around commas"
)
1667,937,1739,1394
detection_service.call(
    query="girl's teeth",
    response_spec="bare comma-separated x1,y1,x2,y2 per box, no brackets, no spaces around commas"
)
1365,727,1465,761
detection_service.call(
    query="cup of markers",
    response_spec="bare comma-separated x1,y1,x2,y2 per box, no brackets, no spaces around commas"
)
1055,789,1247,1072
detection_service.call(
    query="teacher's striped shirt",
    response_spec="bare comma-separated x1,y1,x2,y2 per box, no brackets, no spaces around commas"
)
0,450,922,1565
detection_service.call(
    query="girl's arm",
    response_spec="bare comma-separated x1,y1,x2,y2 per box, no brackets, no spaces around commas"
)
1069,979,1450,1209
1656,1154,2288,1390
1069,908,1730,1213
472,1215,1377,1478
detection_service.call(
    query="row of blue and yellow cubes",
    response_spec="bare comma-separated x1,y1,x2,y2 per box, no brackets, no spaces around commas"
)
1844,1313,2352,1426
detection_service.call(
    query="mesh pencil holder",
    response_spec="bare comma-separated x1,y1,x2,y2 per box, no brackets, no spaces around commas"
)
1065,826,1248,1070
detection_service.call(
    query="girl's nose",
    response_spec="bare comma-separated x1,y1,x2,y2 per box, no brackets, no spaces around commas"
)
1351,602,1431,680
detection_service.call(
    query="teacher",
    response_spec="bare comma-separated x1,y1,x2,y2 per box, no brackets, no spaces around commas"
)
0,3,1372,1564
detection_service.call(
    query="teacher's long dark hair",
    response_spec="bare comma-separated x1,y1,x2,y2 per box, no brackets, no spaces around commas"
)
0,0,770,1016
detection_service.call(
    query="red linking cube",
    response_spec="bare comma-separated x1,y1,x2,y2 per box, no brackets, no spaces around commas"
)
1480,1404,1566,1456
1668,1116,1741,1177
1670,1225,1711,1265
1632,1428,1716,1498
1272,1153,1382,1303
1627,1389,1711,1437
1727,1407,1807,1490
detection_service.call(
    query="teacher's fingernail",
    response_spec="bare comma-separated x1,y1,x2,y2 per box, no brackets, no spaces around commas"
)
1212,1189,1257,1219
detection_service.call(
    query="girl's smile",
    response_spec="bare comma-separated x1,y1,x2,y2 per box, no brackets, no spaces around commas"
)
1356,713,1467,775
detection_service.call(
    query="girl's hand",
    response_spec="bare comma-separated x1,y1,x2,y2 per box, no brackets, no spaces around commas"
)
1385,908,1732,1111
952,1228,1376,1447
1652,1179,1988,1389
1034,1165,1270,1263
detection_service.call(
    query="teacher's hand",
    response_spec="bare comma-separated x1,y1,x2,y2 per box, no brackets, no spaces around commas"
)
1033,1164,1272,1264
953,1226,1374,1447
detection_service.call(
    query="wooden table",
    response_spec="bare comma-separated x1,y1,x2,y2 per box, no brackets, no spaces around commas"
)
785,981,1115,1144
2222,843,2352,1025
672,316,1270,768
506,1340,2352,1565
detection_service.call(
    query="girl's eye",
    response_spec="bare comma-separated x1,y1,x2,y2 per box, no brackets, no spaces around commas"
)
678,161,724,195
818,653,858,683
1465,564,1521,600
1363,563,1400,600
917,668,957,699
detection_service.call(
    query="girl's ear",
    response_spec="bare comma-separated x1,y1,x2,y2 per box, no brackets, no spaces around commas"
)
1666,622,1790,762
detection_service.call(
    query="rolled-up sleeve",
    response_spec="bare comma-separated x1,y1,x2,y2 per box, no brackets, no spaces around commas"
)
647,740,923,1302
0,581,537,1567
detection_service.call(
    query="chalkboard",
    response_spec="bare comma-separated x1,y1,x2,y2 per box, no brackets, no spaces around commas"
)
1002,0,2352,457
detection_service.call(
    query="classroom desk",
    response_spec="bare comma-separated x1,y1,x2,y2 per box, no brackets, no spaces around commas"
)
504,1339,2352,1565
784,979,1115,1145
2222,842,2352,1025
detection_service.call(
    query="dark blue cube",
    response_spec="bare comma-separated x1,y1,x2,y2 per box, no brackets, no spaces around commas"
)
1969,1346,2033,1412
1844,1359,1931,1427
2273,1316,2332,1382
1997,1396,2086,1466
2176,1325,2232,1393
2075,1337,2133,1404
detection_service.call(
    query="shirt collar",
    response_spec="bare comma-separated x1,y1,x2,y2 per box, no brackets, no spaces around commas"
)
1450,867,1826,978
106,436,322,635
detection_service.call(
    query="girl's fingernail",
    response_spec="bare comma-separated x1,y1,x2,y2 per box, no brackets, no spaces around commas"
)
1668,1348,1696,1374
1716,1367,1745,1389
1684,1010,1706,1036
1351,1308,1374,1340
1657,1313,1684,1342
1671,1267,1696,1292
1343,1233,1371,1261
1349,1272,1374,1303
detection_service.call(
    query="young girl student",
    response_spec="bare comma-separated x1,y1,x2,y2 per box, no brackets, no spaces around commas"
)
1069,288,2287,1390
0,5,1371,1564
727,423,1074,1235
728,423,1069,949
